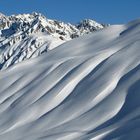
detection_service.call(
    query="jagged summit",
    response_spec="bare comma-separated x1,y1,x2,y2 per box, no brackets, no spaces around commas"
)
0,12,107,70
77,19,104,29
0,12,6,17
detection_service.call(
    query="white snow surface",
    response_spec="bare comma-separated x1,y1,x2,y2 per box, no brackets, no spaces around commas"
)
0,19,140,140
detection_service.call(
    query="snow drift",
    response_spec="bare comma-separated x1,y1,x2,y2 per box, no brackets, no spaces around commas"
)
0,19,140,140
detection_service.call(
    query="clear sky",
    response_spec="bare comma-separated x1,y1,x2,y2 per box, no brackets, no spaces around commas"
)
0,0,139,24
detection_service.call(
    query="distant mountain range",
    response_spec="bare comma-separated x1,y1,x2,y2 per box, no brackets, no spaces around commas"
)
0,12,108,70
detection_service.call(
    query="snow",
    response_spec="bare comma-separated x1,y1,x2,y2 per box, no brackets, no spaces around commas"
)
0,19,140,140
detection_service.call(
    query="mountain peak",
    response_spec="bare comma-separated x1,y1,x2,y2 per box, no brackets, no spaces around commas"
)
76,19,105,34
78,19,103,27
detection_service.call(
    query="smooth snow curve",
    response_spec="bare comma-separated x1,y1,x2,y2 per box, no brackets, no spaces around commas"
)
0,19,140,140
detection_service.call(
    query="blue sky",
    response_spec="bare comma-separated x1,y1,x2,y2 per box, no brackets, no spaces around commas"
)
0,0,139,24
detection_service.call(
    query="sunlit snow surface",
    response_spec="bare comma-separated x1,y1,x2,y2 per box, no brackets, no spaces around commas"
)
0,20,140,140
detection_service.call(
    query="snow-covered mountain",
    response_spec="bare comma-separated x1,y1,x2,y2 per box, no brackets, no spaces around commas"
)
0,18,140,140
0,12,106,70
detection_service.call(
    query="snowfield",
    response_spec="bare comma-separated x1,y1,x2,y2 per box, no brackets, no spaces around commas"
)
0,19,140,140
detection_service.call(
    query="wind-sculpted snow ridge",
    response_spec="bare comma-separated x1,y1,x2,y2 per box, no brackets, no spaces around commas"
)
0,12,106,70
0,19,140,140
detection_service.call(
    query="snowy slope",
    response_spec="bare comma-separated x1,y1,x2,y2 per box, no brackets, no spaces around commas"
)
0,12,106,70
0,19,140,140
